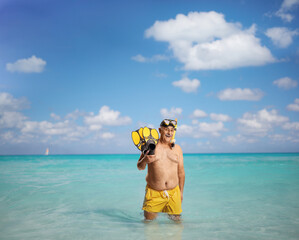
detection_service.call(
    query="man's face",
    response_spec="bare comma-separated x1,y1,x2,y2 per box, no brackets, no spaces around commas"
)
159,126,175,142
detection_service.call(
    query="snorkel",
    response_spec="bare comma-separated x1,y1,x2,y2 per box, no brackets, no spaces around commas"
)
170,118,178,148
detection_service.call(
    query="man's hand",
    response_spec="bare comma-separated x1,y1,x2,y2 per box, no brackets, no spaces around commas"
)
181,193,183,203
137,151,158,170
144,150,156,164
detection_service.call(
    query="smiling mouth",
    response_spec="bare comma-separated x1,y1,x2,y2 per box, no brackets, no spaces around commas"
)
165,134,172,138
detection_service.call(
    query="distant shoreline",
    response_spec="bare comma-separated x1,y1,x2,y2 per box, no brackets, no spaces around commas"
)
1,152,299,157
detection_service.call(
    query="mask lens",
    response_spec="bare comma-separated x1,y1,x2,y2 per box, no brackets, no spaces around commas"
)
164,119,170,125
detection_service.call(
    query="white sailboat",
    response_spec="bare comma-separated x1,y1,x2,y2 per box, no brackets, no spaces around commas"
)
45,148,49,155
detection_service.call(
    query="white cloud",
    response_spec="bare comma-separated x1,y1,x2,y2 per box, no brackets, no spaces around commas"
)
237,108,289,136
20,119,89,142
218,88,264,101
276,12,293,22
84,106,132,131
50,113,61,121
224,135,242,145
155,72,168,78
198,122,226,136
0,92,131,145
269,134,291,142
151,54,169,61
178,121,226,138
145,11,276,70
0,131,15,142
269,134,299,143
282,122,299,130
191,119,199,124
191,110,232,122
196,141,213,149
191,109,207,118
281,0,299,10
266,27,299,48
6,55,46,73
178,124,194,136
131,54,169,63
287,98,299,111
100,132,115,139
22,120,73,135
131,54,147,62
273,77,298,89
0,111,27,129
160,107,182,119
210,113,232,122
61,126,88,141
180,109,230,138
223,134,256,145
172,77,200,93
275,0,299,22
0,92,29,111
65,109,87,120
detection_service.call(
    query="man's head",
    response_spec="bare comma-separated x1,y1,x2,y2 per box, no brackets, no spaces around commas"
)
159,119,177,143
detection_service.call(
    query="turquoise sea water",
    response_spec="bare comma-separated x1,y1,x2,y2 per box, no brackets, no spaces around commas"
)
0,153,299,240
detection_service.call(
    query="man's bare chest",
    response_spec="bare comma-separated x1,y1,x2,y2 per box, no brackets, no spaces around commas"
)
154,149,179,165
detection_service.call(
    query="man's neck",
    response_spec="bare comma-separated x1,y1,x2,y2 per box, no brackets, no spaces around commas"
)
158,139,171,148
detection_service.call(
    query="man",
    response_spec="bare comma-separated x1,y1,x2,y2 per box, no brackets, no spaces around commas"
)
137,119,185,221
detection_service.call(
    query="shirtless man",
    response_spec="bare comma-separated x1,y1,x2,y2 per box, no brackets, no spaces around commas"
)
137,119,185,221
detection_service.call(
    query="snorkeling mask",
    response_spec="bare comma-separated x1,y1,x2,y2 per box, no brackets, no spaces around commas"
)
160,119,177,129
131,127,159,155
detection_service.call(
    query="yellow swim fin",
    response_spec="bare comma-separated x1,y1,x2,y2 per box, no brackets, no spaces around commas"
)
131,128,145,151
131,127,159,155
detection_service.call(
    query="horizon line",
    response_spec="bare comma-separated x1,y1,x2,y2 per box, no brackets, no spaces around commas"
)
1,151,299,156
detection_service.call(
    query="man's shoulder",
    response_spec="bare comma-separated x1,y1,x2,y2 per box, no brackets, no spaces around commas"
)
174,143,181,149
174,144,182,152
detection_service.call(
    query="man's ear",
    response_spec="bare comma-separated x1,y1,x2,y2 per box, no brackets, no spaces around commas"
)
159,128,161,134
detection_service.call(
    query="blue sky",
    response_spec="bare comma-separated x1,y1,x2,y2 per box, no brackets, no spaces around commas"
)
0,0,299,154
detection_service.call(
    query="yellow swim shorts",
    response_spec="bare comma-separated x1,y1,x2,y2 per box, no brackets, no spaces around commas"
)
142,185,182,215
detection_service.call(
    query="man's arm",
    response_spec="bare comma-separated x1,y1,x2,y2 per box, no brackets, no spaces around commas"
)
137,153,147,170
177,145,185,202
137,151,157,170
